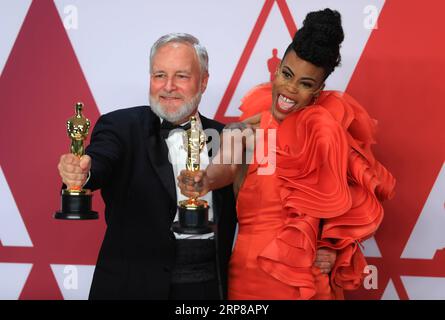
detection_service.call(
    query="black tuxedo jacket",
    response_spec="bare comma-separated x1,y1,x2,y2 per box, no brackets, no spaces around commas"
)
84,106,237,299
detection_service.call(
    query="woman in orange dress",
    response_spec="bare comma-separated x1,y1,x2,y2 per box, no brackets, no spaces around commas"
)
179,8,395,299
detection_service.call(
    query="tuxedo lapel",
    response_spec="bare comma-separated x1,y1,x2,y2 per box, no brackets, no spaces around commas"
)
200,113,223,160
144,108,177,204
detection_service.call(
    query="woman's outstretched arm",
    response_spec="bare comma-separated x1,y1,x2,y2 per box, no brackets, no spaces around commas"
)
178,115,261,198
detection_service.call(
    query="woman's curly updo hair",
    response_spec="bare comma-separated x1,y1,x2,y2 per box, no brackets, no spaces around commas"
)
285,8,344,78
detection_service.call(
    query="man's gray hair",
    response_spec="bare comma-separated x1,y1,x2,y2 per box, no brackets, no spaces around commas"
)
150,33,209,75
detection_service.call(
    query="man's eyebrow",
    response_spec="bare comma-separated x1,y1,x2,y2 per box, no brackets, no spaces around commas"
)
151,70,192,74
175,70,192,74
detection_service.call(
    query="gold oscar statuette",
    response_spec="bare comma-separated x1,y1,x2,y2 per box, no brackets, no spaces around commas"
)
54,102,98,220
171,116,212,234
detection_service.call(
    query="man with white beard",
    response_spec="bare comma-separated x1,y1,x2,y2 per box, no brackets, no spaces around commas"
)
57,33,238,299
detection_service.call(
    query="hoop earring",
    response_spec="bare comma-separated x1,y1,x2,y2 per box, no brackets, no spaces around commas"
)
312,94,320,105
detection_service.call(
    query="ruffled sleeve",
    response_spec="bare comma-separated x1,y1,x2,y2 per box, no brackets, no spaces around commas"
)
257,106,352,299
315,91,396,298
239,83,273,121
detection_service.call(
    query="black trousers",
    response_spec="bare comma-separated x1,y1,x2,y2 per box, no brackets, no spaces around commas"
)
169,278,220,300
169,239,221,300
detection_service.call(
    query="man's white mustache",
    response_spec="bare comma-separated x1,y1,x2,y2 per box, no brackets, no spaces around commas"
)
159,93,183,99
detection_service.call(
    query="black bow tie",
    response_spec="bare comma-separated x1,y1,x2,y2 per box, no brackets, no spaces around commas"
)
160,120,191,139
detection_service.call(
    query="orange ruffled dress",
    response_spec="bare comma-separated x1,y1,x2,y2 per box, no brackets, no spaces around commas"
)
228,83,395,300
